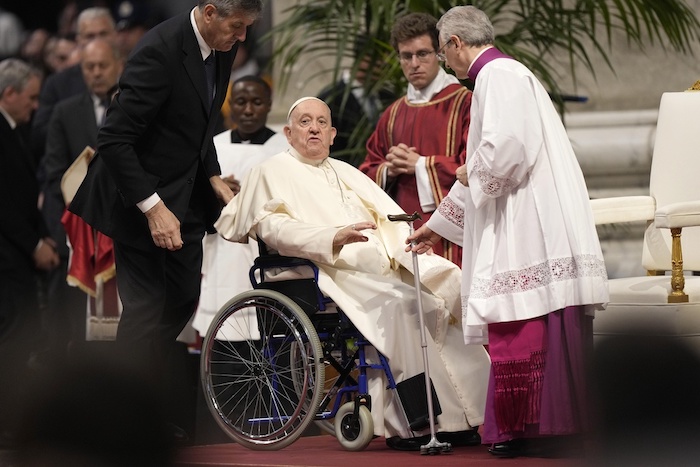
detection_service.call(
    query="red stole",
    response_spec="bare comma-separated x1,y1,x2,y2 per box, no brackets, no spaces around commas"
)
62,209,115,296
362,84,471,265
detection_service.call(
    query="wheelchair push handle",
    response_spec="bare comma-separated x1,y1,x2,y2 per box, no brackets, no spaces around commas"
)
388,212,422,223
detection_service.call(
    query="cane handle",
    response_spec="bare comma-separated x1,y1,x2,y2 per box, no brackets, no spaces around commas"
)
387,212,422,223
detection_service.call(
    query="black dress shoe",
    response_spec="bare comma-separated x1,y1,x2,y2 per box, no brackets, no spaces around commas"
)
386,429,481,451
437,429,481,446
386,435,428,451
488,438,531,457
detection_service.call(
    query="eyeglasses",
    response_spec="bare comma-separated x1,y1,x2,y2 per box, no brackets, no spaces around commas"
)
398,49,435,63
436,39,453,62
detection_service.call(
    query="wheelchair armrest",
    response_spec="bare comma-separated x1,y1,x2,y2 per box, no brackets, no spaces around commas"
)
252,237,319,283
253,254,316,270
250,254,319,288
250,238,328,313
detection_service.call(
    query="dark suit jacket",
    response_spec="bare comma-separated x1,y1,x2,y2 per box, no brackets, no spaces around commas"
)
31,64,87,162
41,92,98,257
69,12,236,250
0,114,48,278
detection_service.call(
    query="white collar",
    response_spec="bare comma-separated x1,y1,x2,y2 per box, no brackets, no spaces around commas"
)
287,146,329,167
190,7,213,60
91,93,108,106
0,105,16,129
406,67,459,104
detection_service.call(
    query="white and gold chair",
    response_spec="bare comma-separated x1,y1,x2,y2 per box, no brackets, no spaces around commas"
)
591,88,700,350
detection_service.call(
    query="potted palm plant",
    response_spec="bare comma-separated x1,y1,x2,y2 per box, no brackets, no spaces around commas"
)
264,0,700,166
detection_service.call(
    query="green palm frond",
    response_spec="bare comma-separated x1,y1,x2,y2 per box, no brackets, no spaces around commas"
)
262,0,700,165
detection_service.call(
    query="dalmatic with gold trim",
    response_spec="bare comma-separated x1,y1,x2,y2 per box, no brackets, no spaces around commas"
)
360,83,470,266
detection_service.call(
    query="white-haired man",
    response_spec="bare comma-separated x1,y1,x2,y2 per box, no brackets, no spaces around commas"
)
215,96,491,450
409,5,609,458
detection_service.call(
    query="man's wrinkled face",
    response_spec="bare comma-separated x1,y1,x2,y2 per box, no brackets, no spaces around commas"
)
48,38,78,73
77,17,117,47
81,41,122,98
397,34,440,90
438,35,468,80
202,6,256,51
284,100,337,161
229,81,271,138
2,75,41,125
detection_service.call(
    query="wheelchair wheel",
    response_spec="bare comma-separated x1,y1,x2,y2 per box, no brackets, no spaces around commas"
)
334,401,374,451
201,289,325,450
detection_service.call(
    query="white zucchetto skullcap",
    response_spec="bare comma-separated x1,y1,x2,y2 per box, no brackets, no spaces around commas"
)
286,96,327,121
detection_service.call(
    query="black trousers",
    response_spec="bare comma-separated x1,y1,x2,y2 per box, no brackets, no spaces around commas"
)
112,205,205,383
41,256,86,352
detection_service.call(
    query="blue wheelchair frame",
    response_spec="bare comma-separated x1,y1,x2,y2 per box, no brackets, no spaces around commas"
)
249,240,399,425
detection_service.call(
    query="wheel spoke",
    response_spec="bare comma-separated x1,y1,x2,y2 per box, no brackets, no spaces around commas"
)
201,290,324,449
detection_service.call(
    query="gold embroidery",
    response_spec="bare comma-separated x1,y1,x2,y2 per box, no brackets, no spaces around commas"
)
403,87,467,107
386,99,402,147
376,163,386,185
446,88,470,157
427,155,442,203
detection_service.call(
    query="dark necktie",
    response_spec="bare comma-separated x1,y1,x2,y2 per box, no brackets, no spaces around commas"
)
204,52,216,106
100,98,110,126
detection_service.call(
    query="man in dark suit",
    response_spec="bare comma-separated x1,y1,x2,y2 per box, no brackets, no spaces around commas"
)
68,0,263,440
0,58,59,446
39,38,123,360
31,7,117,163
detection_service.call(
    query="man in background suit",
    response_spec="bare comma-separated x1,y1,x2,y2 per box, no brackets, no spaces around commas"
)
39,38,123,361
68,0,263,441
0,58,58,447
31,7,116,163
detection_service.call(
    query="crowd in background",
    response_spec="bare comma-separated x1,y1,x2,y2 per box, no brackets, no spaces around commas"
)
0,0,272,456
1,1,482,456
0,1,627,463
1,0,269,333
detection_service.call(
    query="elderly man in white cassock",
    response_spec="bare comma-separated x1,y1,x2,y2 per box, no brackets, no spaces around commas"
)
214,96,490,450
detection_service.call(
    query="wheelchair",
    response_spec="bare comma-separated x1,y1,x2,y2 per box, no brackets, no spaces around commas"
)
199,240,410,451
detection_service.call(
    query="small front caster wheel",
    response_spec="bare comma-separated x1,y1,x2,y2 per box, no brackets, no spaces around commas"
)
334,402,374,451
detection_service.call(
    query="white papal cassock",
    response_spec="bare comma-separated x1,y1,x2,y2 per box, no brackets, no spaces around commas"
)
192,131,288,336
215,147,491,438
